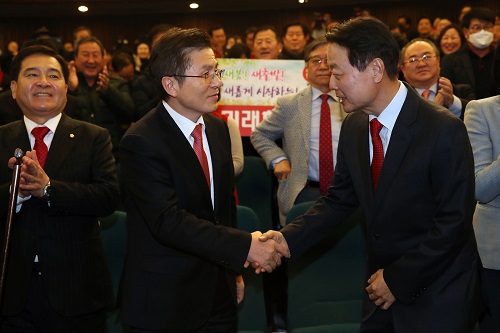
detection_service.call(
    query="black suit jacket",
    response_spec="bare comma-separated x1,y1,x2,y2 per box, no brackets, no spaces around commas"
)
282,84,483,332
0,114,119,316
118,103,251,331
441,46,498,99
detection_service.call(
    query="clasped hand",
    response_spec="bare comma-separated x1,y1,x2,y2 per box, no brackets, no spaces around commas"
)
365,268,396,310
8,150,49,198
245,230,290,274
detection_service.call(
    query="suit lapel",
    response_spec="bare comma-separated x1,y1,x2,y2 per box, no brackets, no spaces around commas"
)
159,107,212,205
204,115,220,208
297,87,313,154
44,114,79,174
353,112,373,205
373,84,418,209
6,122,31,158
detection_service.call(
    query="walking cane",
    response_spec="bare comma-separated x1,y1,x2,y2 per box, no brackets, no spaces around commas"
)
0,148,24,308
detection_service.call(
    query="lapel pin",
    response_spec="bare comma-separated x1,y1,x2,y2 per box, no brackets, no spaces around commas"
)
70,133,75,138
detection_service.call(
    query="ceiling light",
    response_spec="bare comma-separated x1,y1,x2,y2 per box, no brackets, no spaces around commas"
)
189,3,199,9
78,5,89,12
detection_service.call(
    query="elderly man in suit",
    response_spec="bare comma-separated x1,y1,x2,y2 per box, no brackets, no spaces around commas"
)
251,36,346,226
465,95,500,333
261,17,484,333
118,27,289,333
0,45,119,331
399,38,475,119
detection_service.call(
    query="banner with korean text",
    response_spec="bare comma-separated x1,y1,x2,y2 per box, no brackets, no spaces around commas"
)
217,59,308,136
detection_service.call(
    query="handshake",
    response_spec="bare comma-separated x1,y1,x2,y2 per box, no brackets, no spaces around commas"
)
245,230,290,274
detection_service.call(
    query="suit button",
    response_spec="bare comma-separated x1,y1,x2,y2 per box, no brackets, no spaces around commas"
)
373,233,380,240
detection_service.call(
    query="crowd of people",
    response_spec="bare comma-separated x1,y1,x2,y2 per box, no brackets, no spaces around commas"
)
0,3,499,333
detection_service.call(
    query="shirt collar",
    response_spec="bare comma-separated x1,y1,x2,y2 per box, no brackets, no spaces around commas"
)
369,81,408,132
162,100,205,140
24,113,62,135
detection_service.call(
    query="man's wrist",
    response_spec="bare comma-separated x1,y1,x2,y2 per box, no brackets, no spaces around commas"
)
42,180,51,201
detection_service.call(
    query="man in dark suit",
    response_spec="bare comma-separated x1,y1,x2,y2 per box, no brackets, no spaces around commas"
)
399,38,475,119
118,27,289,333
0,45,119,331
261,17,484,333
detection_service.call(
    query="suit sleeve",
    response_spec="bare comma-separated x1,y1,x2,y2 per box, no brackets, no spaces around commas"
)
465,98,500,202
250,98,288,168
120,125,251,273
281,117,360,258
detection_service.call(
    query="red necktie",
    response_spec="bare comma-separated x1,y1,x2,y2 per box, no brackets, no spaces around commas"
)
31,126,50,168
421,90,431,99
191,124,210,188
370,119,384,192
319,94,334,195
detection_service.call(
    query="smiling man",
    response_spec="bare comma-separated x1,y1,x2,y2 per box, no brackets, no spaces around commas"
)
399,38,475,119
118,27,290,333
68,36,134,161
0,45,119,332
261,17,484,333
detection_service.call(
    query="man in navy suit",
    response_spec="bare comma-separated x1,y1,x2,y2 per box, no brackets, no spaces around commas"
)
0,45,119,331
118,27,289,332
261,17,484,333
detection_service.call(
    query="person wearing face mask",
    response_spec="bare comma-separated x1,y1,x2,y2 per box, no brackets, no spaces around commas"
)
441,7,498,99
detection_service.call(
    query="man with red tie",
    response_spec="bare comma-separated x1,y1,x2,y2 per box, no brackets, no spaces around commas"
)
0,45,119,331
118,27,289,333
262,17,484,333
251,37,346,227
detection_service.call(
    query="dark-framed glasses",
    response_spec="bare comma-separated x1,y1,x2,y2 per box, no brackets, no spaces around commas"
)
468,24,494,33
168,69,225,83
403,54,438,65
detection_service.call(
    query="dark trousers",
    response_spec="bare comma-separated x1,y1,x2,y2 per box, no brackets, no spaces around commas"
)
359,308,395,333
129,270,237,333
263,183,322,333
479,268,500,333
0,267,107,333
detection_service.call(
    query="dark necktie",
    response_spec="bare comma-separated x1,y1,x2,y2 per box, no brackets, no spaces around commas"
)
319,94,334,195
370,119,384,192
191,124,210,188
421,90,431,99
31,126,50,168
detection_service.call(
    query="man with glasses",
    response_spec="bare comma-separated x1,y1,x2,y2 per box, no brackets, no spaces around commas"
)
118,27,290,333
441,7,498,99
252,36,345,226
400,38,475,119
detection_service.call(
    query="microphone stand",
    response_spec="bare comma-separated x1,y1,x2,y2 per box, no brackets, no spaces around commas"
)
0,148,23,308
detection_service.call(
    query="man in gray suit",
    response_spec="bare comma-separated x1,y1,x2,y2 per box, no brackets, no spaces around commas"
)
464,95,500,333
251,37,346,226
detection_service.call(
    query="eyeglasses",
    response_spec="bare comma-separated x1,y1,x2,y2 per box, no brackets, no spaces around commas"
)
468,24,494,33
168,69,225,83
403,54,438,65
307,56,328,66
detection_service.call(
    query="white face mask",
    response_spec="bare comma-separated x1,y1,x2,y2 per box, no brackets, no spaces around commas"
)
468,30,494,49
